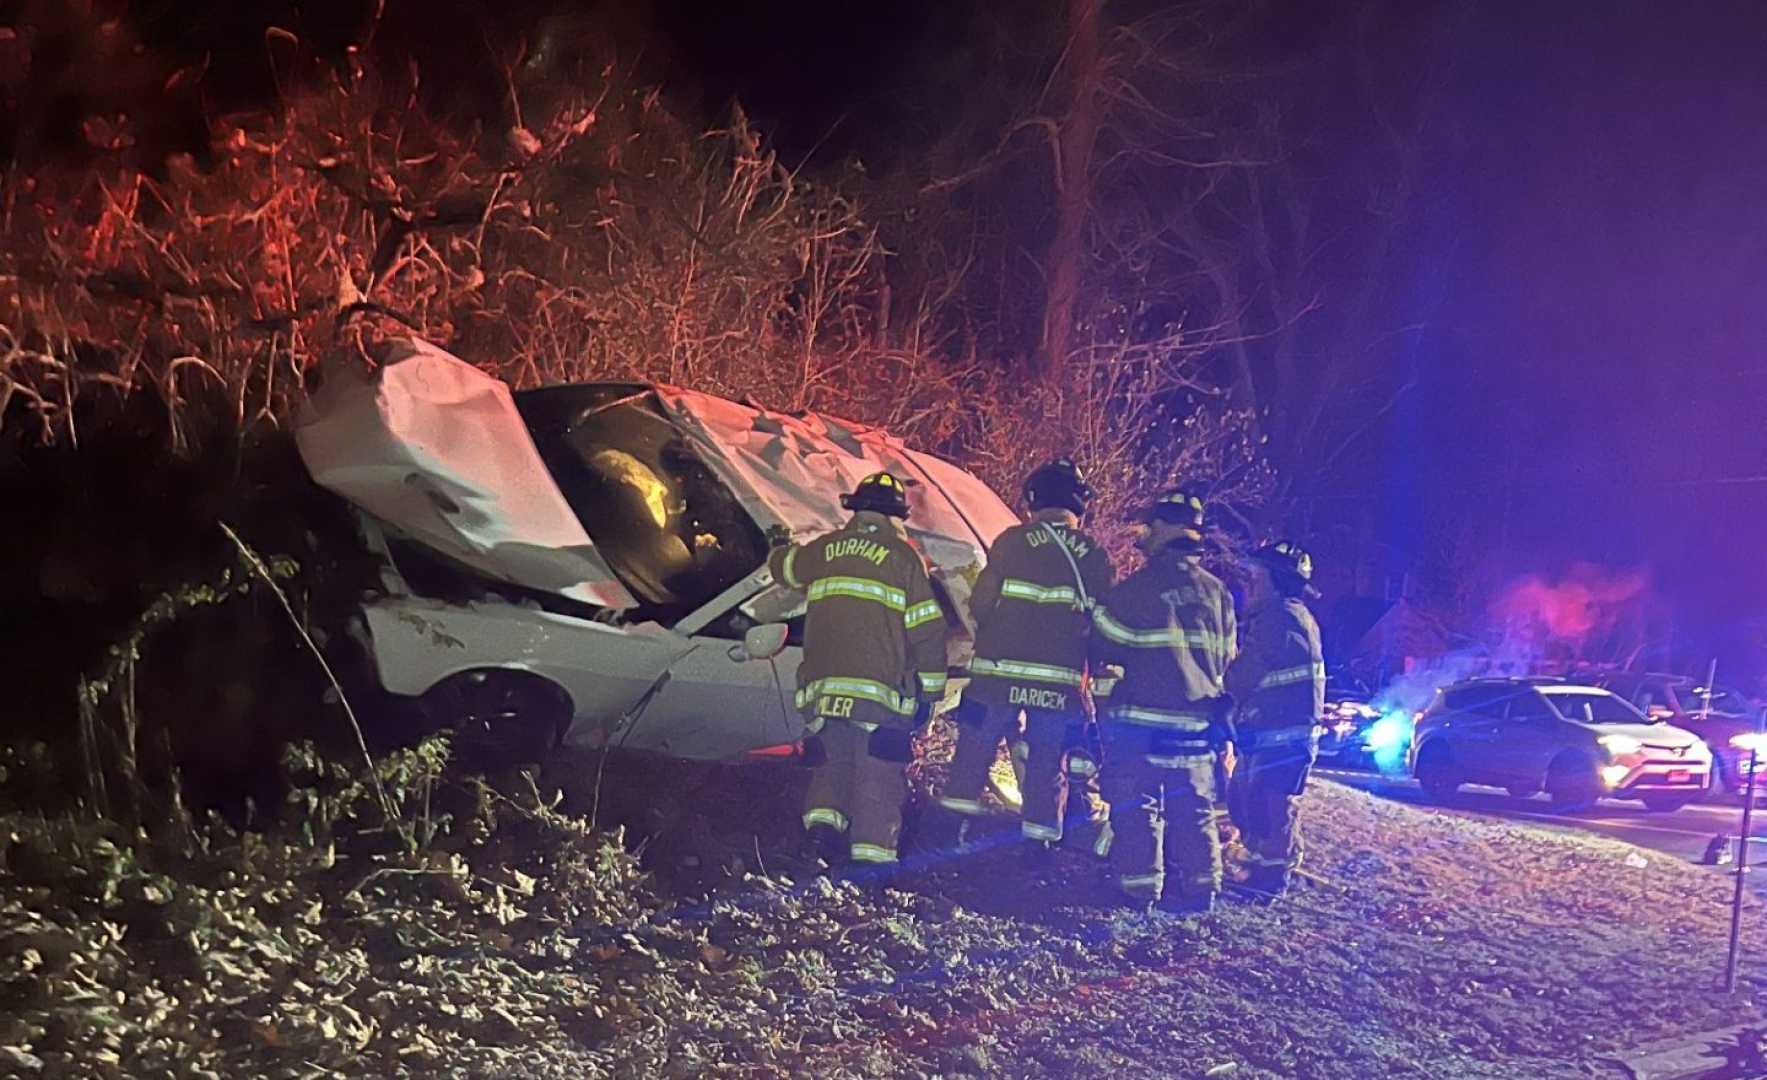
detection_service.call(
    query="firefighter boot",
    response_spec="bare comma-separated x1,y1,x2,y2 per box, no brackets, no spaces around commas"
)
927,806,975,855
835,857,898,900
800,824,849,875
1156,889,1216,917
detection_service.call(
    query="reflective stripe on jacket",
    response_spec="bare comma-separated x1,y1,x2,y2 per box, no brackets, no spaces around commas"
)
1226,597,1325,738
769,512,949,728
965,513,1115,710
1088,551,1235,752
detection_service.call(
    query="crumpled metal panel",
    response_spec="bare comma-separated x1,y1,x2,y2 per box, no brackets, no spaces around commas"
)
294,338,638,609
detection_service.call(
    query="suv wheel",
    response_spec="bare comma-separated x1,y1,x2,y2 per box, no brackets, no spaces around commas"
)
1415,743,1460,802
1546,754,1602,813
421,669,572,770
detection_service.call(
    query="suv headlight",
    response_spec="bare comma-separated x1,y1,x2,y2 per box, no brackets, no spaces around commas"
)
1599,734,1643,757
1731,733,1767,754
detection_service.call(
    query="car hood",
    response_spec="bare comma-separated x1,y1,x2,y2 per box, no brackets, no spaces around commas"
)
295,338,638,609
1580,721,1705,747
295,338,1019,617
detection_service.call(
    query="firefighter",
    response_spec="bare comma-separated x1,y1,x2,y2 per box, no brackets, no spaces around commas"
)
767,472,949,877
935,458,1115,860
1225,541,1326,900
1089,487,1238,914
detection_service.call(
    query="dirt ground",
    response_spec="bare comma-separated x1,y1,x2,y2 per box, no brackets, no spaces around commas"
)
4,736,1766,1079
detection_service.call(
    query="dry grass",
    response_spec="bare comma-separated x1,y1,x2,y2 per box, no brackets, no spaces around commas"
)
0,40,1266,544
7,751,1761,1079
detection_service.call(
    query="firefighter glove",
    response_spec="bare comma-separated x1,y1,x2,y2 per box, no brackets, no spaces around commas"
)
951,696,988,730
1208,694,1238,752
765,524,793,547
868,725,916,763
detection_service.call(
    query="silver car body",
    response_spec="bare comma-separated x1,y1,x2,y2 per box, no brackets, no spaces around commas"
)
295,338,1021,760
1410,679,1711,800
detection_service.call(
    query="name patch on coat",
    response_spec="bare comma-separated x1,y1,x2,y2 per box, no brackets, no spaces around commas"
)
1010,686,1069,711
825,538,891,566
1027,528,1091,560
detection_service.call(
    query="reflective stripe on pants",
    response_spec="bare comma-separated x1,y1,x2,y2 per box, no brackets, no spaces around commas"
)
1100,726,1221,902
802,717,908,864
1227,748,1312,875
940,696,1076,843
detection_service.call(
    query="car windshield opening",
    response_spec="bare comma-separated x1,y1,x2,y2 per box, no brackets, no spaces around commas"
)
1546,692,1644,725
517,387,766,622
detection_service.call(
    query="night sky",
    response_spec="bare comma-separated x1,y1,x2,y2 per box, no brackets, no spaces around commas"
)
10,0,1767,673
673,0,1767,669
1401,2,1767,660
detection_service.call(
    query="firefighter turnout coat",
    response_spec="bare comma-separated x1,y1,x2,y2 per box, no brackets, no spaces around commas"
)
1089,549,1237,901
1225,597,1325,878
768,511,949,864
938,510,1115,842
964,512,1114,712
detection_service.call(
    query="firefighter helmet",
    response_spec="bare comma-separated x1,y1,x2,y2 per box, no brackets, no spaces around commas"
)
1139,487,1206,527
1138,486,1207,552
841,471,912,519
1023,457,1093,515
1252,540,1320,599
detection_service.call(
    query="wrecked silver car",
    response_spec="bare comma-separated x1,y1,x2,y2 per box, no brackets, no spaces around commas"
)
295,338,1019,763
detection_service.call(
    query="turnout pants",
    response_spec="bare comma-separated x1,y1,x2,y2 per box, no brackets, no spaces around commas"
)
1099,726,1221,902
1228,737,1315,879
939,696,1093,842
802,719,909,865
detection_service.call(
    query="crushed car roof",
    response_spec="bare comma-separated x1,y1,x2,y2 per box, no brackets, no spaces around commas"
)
295,337,1019,609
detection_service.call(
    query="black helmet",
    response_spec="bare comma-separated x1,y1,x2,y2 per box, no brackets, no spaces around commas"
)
841,471,912,519
1023,457,1093,516
1137,486,1207,552
1138,487,1206,528
1252,540,1319,599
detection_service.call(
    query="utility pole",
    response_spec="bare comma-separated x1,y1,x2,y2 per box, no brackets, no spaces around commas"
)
1725,731,1761,993
1725,672,1765,994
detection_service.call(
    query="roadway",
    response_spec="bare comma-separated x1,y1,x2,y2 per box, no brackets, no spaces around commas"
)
1315,764,1767,878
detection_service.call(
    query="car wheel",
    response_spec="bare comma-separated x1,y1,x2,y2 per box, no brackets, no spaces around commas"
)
1546,754,1601,813
1414,743,1460,802
1641,793,1695,813
421,669,572,770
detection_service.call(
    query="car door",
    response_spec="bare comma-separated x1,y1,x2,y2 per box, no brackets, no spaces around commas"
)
607,565,804,761
1487,691,1566,789
1445,686,1524,785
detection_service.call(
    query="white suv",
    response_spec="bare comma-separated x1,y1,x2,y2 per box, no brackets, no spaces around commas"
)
1408,678,1711,812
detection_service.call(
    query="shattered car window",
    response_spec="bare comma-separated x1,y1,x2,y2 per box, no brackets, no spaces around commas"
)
516,387,766,621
